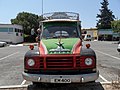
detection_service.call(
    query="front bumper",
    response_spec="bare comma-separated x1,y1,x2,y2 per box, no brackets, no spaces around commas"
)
22,71,99,83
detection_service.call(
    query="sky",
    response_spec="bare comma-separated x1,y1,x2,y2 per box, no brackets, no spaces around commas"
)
0,0,120,29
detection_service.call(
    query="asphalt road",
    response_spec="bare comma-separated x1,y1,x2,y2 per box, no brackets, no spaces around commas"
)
0,45,28,86
83,41,120,82
0,41,120,87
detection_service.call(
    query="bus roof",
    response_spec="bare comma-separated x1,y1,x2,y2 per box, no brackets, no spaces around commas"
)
41,19,80,23
41,12,80,21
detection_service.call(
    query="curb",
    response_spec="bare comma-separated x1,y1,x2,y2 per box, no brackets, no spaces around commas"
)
23,43,38,46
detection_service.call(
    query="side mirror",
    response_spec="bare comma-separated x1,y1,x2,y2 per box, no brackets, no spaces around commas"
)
31,28,35,35
35,28,41,42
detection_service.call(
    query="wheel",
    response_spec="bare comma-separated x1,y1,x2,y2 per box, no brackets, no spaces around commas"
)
117,49,120,52
2,44,4,47
87,81,95,84
32,82,50,87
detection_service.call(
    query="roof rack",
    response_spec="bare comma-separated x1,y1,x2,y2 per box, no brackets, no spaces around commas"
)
42,12,79,20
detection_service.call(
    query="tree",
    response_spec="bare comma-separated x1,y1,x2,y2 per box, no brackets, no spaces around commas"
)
111,20,120,40
111,20,120,33
11,12,42,35
96,0,115,29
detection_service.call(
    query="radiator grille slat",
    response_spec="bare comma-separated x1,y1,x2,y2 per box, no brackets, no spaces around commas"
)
46,57,73,69
39,55,82,70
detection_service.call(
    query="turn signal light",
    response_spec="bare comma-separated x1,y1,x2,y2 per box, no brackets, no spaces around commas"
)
29,45,34,50
86,44,90,49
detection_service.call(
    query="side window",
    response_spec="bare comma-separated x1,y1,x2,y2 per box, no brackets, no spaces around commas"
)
9,28,13,32
15,29,17,32
16,33,19,36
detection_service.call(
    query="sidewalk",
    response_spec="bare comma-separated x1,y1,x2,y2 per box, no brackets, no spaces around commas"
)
22,42,38,46
8,42,38,47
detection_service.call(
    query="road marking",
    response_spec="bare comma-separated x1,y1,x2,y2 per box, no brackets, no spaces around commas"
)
21,80,26,85
9,44,23,47
0,85,28,89
99,74,109,82
95,50,120,60
0,52,19,61
96,50,119,82
100,81,112,84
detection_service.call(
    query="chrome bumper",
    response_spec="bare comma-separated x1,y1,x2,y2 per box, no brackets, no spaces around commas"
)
22,71,99,83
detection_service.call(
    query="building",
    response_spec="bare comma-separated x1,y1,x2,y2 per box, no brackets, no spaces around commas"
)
0,24,23,43
82,28,119,41
98,29,119,41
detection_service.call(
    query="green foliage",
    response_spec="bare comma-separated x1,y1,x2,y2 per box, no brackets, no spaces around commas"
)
111,20,120,33
11,12,42,35
96,0,115,29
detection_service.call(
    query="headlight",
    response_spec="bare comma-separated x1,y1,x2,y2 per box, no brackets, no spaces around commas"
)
27,59,35,66
85,58,93,66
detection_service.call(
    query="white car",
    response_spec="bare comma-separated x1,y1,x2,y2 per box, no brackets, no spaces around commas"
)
117,43,120,52
82,34,92,41
0,41,7,47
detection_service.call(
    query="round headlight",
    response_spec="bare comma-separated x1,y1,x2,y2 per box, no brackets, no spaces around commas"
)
27,59,35,66
85,58,93,66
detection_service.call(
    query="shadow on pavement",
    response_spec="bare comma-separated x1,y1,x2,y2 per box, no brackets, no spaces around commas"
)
27,82,105,90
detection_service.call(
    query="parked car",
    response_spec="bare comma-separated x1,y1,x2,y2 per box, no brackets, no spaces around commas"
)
0,41,7,47
82,34,92,41
117,43,120,52
118,41,120,44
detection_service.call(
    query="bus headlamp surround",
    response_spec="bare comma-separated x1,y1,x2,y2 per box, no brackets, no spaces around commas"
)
85,58,93,66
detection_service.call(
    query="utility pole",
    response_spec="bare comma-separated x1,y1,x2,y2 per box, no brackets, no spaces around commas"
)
42,0,43,18
39,0,43,28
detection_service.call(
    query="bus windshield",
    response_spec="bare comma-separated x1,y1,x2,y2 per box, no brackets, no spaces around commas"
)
42,22,80,39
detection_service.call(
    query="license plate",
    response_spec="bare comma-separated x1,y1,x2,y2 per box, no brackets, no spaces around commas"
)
51,78,71,83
